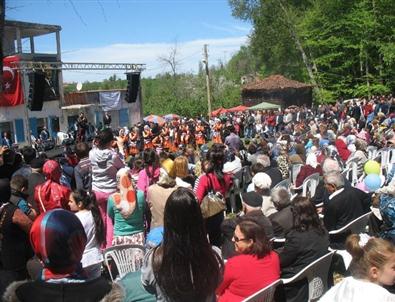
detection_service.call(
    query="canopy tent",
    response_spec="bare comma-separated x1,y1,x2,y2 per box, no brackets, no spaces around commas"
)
163,113,180,121
248,101,281,111
211,107,228,116
227,105,249,112
144,114,166,125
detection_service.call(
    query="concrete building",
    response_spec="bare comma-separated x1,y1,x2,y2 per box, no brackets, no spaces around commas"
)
1,20,65,144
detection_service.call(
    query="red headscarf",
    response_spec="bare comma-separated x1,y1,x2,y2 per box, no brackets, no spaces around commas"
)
335,138,351,161
34,160,71,213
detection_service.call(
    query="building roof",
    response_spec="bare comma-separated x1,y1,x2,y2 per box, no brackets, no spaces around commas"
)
242,74,312,91
5,20,61,39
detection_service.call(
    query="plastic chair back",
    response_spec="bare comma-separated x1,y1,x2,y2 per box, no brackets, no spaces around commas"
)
273,179,291,191
282,251,335,301
328,211,371,235
242,279,282,302
302,173,320,198
290,164,303,185
104,244,145,281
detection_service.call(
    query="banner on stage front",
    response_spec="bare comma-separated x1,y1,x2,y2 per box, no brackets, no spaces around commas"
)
0,55,24,107
99,91,122,111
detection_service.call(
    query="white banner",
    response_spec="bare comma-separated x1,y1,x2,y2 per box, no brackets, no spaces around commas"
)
99,91,121,111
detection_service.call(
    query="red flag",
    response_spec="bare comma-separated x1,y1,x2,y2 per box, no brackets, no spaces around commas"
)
0,55,24,107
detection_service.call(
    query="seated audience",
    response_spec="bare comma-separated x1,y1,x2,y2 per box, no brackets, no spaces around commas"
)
217,218,280,301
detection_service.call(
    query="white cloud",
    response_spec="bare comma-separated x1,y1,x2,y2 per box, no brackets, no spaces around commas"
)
61,36,249,82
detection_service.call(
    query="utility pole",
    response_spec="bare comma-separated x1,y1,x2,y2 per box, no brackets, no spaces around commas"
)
203,44,212,118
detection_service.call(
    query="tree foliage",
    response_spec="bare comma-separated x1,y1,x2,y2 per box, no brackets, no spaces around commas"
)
228,0,395,101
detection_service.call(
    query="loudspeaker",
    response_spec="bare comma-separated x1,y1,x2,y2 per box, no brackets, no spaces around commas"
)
27,71,46,111
125,72,140,103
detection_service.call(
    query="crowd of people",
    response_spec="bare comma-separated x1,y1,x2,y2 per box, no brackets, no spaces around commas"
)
0,94,394,301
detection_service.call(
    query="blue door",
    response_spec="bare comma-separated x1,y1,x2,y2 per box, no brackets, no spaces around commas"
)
119,108,129,127
15,119,25,143
29,118,38,138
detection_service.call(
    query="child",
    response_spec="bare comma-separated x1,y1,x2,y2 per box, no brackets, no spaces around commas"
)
68,190,105,279
10,174,37,220
320,235,395,301
74,142,92,192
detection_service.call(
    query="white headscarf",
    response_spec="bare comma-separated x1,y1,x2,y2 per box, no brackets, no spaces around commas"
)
306,153,318,168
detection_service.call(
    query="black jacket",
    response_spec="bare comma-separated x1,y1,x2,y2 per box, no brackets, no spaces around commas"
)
269,206,293,238
279,228,329,302
323,187,370,248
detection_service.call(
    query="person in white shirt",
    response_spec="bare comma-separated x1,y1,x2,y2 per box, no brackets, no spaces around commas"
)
68,189,105,280
320,235,395,302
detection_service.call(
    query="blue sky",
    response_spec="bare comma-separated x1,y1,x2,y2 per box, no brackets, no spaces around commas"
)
6,0,251,82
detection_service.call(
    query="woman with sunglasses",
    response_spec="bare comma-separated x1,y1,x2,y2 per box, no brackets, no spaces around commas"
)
216,217,280,301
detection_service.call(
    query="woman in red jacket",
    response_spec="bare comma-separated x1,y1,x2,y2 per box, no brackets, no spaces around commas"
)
194,143,232,247
216,218,280,301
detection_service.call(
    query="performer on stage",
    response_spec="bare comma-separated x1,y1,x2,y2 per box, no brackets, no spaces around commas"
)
195,120,206,149
143,125,154,150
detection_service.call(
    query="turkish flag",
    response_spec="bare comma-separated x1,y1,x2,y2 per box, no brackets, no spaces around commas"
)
0,55,24,107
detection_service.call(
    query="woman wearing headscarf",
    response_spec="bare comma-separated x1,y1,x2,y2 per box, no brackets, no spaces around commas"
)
107,168,145,246
335,137,351,162
34,160,71,213
3,209,123,301
295,153,322,188
147,159,178,229
0,179,33,297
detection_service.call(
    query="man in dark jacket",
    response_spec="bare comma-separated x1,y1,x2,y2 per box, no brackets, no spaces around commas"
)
269,187,293,238
323,171,371,248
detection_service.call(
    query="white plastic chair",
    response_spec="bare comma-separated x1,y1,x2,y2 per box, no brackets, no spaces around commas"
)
328,211,372,236
290,164,303,185
282,251,336,301
376,148,390,173
292,173,320,198
328,212,372,269
367,146,377,160
273,179,291,191
344,160,358,186
242,279,282,302
104,244,145,281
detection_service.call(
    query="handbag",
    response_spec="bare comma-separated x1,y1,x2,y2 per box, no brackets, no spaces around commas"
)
200,175,226,219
